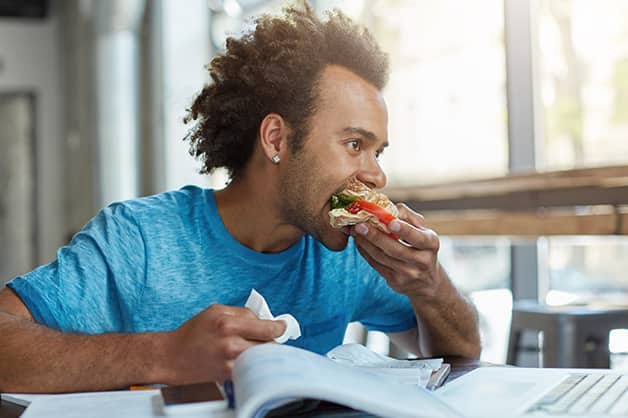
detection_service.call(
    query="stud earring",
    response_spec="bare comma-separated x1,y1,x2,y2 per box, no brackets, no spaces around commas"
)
272,154,281,164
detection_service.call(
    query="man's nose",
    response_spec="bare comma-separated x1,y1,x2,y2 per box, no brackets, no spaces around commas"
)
358,159,387,190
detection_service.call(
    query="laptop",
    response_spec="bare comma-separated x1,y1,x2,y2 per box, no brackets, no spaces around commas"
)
435,366,628,417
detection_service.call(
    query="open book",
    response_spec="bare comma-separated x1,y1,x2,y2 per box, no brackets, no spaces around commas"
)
229,343,462,418
3,344,459,418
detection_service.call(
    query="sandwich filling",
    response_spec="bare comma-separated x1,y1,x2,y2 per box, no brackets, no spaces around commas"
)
328,178,399,237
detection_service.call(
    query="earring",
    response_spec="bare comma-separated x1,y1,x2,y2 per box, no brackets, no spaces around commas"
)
272,154,281,164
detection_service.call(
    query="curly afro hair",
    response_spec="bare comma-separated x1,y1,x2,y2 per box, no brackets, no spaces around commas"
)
183,2,389,180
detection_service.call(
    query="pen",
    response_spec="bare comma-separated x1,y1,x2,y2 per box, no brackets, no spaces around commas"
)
223,380,235,409
129,384,164,390
426,363,451,391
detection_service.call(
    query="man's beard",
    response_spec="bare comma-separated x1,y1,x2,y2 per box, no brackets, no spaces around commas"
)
279,152,349,251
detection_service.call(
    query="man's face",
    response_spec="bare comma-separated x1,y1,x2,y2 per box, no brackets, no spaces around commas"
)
279,65,389,251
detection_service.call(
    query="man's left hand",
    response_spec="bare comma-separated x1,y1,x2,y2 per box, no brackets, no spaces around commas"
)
352,203,481,358
351,203,443,300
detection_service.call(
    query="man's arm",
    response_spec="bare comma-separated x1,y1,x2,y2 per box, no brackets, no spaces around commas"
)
410,270,480,358
0,287,285,393
388,271,481,358
351,204,481,359
0,306,166,393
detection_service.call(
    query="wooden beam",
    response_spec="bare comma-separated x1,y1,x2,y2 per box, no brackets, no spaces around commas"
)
419,206,628,236
385,165,628,211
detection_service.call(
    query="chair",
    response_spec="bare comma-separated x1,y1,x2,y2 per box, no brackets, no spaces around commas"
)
507,299,628,368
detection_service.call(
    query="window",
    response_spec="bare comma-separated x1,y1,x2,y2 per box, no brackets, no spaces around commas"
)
532,0,628,365
544,237,628,302
532,0,628,302
535,0,628,171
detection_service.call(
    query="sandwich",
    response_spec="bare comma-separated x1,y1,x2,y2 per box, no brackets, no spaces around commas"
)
328,178,399,238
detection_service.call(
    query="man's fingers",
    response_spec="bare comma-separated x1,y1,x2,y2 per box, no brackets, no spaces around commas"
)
270,319,287,340
354,233,420,274
238,317,286,342
386,219,439,252
396,203,425,227
355,221,438,260
355,241,396,279
391,204,439,251
207,306,286,342
207,304,257,319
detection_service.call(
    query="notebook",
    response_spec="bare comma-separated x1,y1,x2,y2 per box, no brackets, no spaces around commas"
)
436,366,628,417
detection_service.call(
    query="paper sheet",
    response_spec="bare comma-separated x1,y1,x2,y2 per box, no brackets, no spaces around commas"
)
16,390,161,418
327,343,443,387
244,289,301,343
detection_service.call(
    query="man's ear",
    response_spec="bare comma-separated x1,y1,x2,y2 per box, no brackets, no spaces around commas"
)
259,113,290,164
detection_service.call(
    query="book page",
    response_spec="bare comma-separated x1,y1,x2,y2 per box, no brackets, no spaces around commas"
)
17,390,160,418
233,344,463,418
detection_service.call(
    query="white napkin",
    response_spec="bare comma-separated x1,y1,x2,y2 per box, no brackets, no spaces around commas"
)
326,343,442,387
326,343,442,369
244,289,301,344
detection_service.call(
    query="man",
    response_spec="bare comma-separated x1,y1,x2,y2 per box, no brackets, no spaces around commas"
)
0,5,480,393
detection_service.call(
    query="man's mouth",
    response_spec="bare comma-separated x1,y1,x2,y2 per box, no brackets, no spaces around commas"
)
324,200,350,235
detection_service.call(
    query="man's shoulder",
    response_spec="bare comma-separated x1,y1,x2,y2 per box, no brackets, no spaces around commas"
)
90,186,213,238
110,185,211,216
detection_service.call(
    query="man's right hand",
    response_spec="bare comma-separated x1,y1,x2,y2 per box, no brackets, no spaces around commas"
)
161,304,287,384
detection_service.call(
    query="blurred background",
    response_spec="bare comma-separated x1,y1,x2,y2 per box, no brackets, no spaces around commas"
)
1,0,628,366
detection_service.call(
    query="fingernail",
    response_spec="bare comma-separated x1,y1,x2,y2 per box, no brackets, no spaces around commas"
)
389,220,400,232
355,223,368,235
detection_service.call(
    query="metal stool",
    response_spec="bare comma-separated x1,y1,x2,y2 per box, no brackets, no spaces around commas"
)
507,300,628,368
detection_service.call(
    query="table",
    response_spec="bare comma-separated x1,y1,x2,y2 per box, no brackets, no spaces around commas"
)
0,357,492,418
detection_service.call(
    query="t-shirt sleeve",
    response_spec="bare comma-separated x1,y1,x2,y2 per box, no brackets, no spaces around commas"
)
7,203,146,334
350,252,417,333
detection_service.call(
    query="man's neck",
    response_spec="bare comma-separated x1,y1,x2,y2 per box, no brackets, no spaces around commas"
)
214,178,304,253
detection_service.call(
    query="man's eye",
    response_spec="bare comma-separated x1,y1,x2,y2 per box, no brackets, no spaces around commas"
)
375,149,384,159
347,140,361,152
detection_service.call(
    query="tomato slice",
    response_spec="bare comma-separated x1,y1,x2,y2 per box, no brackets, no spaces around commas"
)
347,200,399,239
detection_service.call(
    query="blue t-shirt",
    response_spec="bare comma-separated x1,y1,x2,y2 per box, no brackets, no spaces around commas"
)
8,186,416,354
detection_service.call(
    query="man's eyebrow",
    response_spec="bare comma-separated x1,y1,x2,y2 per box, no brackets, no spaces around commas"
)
342,127,389,148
